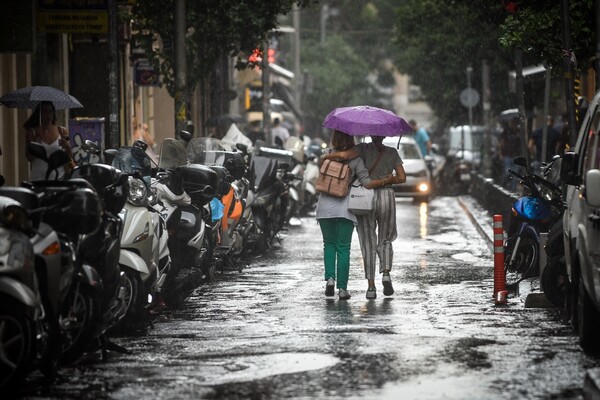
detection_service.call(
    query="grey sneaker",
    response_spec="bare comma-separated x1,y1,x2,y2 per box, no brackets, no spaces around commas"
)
366,287,377,299
325,278,335,296
339,289,351,300
382,273,394,296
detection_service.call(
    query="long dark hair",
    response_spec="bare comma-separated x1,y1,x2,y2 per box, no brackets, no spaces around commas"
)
331,130,355,151
23,101,56,129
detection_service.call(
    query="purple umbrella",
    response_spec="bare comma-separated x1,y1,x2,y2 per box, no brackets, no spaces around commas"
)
322,105,412,137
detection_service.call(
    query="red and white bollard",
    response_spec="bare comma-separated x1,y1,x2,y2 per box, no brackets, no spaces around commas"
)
493,215,508,305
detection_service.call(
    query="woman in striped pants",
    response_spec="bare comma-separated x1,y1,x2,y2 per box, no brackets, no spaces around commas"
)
322,135,405,299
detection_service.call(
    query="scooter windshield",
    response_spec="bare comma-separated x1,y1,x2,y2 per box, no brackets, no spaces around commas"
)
111,146,152,186
159,138,188,169
186,137,228,166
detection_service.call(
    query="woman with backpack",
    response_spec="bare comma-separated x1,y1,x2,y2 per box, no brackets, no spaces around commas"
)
316,130,392,300
321,134,405,299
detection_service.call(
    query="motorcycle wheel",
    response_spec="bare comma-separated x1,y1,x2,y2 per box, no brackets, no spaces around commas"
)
541,257,568,308
119,268,146,327
505,236,538,278
0,297,35,391
60,285,99,365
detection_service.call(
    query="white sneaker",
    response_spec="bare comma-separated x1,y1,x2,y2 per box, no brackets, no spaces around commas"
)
338,289,351,300
366,287,377,299
325,278,335,296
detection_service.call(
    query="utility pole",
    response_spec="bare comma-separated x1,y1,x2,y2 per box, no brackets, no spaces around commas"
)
561,0,577,148
293,5,302,107
515,49,530,166
108,0,119,148
320,3,329,45
596,0,600,91
174,0,187,139
262,40,271,146
482,60,492,178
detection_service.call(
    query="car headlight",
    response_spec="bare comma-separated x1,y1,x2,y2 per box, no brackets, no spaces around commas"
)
128,176,148,206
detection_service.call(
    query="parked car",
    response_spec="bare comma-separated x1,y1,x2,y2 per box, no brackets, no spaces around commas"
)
382,136,432,202
560,89,600,354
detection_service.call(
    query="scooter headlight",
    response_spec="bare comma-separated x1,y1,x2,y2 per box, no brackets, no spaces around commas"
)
0,228,34,270
128,177,148,206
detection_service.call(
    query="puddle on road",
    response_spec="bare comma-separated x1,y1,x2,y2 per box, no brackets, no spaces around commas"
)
174,352,340,385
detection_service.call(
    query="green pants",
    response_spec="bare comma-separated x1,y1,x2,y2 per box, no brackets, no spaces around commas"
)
319,218,355,290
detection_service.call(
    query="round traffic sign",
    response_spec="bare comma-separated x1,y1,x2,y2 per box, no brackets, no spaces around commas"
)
460,88,480,108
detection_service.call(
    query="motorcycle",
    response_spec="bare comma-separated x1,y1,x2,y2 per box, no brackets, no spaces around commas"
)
186,137,246,273
0,194,42,391
504,156,564,288
108,142,169,329
154,135,212,306
243,144,295,253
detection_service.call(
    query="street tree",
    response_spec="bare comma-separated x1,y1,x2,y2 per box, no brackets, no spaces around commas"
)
127,0,315,96
498,0,596,73
393,0,516,128
301,35,372,137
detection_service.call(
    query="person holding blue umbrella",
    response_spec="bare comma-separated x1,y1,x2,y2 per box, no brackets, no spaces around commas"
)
320,106,409,299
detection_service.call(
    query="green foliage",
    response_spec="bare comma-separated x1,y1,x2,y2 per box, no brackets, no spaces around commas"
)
301,35,374,136
498,0,596,71
128,0,312,96
393,0,516,126
298,1,400,135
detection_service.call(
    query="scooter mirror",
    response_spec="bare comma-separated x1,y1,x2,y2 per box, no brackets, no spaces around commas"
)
180,130,193,142
82,139,100,155
133,139,148,152
513,156,527,167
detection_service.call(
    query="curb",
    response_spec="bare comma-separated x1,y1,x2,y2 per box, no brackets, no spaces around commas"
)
457,195,493,252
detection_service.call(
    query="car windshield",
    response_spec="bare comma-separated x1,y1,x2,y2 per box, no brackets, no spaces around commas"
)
399,143,421,160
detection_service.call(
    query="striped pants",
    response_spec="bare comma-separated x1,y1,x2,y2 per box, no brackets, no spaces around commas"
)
356,188,397,279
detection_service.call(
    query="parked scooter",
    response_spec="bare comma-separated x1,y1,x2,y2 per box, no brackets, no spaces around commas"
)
504,156,564,288
108,142,169,329
154,134,213,306
186,137,246,273
243,144,294,253
0,195,42,391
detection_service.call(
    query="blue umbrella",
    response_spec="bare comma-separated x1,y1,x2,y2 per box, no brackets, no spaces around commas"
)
0,86,83,110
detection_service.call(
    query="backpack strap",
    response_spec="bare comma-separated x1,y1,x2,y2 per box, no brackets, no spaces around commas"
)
368,149,385,175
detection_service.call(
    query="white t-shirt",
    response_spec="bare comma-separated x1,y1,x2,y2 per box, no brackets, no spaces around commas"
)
271,125,290,147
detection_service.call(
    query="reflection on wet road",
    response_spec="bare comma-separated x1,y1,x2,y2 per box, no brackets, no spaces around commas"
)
23,196,598,400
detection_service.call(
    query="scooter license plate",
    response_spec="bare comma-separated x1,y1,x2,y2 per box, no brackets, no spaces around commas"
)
460,173,470,181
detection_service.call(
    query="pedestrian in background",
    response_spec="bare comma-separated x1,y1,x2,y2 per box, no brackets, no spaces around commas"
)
528,115,560,173
24,101,74,180
498,117,521,191
316,130,391,300
271,117,290,148
322,135,405,299
409,119,432,156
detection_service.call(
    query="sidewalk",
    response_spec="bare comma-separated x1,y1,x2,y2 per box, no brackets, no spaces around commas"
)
457,195,553,309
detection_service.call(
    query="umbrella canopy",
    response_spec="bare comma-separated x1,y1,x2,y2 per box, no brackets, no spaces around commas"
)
0,86,83,110
323,105,411,137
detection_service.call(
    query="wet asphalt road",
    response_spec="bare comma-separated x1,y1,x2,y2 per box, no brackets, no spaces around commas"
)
20,196,600,400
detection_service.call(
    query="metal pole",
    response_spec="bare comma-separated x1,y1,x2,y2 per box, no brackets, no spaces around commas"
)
561,0,577,148
515,49,529,165
542,66,551,164
108,0,120,148
262,40,271,146
466,65,473,138
293,6,302,107
596,0,600,91
320,4,328,45
174,0,187,139
482,60,492,177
